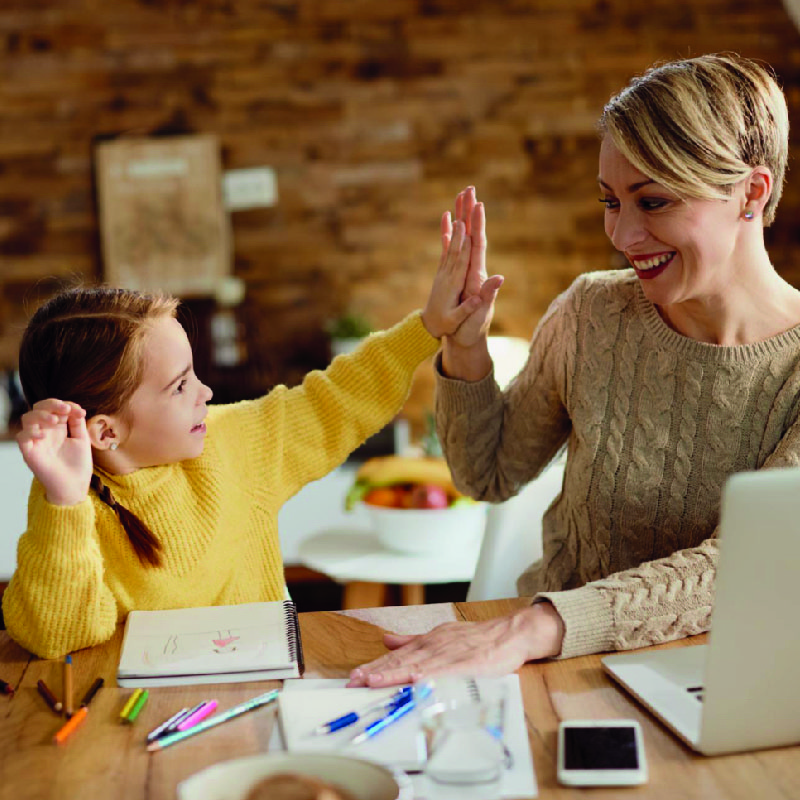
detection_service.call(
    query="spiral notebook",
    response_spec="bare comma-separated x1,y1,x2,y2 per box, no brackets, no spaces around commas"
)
117,601,304,688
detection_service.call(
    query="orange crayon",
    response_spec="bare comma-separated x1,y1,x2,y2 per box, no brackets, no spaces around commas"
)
53,706,88,744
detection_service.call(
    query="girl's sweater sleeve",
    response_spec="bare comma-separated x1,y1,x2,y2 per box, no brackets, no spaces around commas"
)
435,282,578,501
2,481,118,658
538,414,800,659
210,311,439,505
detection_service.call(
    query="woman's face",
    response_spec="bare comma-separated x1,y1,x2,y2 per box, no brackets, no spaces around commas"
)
598,136,746,307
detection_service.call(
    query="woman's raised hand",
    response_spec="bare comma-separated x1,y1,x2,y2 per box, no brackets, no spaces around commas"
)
421,217,484,339
443,191,503,349
17,399,93,506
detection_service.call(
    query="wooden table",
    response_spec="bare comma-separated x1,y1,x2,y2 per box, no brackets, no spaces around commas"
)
1,598,798,799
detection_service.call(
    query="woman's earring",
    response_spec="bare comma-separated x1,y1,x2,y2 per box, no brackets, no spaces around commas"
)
109,442,118,451
743,207,755,220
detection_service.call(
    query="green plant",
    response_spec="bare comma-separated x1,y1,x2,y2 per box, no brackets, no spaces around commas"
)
327,311,374,339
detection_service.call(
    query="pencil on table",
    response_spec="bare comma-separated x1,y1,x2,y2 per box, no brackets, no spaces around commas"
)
63,655,74,718
80,677,104,708
147,690,280,752
53,707,88,744
37,679,62,713
53,676,101,745
146,707,189,743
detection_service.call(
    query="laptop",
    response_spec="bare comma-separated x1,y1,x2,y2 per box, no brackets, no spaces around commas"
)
602,467,800,756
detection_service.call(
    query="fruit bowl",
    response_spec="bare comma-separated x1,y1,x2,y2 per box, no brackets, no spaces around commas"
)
363,500,487,555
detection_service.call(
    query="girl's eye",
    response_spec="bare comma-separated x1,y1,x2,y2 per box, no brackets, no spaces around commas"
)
598,197,619,210
174,379,188,395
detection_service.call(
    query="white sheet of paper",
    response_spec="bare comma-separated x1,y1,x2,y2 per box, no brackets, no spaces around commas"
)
278,676,537,799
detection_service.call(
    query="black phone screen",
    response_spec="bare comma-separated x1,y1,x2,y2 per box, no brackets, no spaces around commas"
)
563,726,639,770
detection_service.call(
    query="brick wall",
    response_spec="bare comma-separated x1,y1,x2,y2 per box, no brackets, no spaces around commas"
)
2,0,800,435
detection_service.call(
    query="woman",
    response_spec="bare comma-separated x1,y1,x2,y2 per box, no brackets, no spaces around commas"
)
348,53,800,687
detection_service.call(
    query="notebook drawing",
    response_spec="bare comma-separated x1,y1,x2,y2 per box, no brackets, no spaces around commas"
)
117,601,304,688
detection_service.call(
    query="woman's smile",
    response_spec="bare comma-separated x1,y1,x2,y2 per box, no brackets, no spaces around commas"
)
628,251,676,280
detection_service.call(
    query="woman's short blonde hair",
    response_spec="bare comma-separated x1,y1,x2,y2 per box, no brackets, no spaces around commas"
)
599,53,789,225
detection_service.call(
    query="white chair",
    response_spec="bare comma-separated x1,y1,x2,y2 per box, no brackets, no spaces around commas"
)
467,456,566,601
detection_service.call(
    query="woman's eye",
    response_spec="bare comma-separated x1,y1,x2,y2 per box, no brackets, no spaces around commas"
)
639,197,669,211
598,197,619,210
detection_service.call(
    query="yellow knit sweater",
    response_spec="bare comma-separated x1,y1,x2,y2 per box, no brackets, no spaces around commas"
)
4,311,438,658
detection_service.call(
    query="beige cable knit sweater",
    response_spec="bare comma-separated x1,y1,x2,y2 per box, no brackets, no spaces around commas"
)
435,270,800,659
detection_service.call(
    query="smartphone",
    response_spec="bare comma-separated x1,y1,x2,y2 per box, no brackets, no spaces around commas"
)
557,719,648,786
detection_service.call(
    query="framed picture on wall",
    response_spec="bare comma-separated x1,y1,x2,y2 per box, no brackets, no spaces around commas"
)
95,134,230,296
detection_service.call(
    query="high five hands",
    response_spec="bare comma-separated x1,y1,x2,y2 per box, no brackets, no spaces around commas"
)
421,187,504,346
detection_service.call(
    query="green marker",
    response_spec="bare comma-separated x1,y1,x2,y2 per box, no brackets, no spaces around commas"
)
124,689,149,723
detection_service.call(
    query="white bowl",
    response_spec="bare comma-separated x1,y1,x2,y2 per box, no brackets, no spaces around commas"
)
177,752,406,800
363,502,487,555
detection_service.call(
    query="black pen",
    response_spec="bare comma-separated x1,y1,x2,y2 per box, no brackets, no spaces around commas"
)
80,677,104,708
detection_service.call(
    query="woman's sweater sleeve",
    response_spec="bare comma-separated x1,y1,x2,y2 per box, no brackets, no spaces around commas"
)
539,414,800,660
2,482,118,658
435,283,578,501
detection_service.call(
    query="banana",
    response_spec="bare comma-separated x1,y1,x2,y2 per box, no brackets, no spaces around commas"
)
345,455,459,510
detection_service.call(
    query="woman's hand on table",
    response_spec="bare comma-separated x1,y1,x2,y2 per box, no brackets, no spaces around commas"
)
346,602,565,688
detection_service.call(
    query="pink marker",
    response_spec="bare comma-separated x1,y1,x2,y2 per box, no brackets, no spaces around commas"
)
177,700,218,731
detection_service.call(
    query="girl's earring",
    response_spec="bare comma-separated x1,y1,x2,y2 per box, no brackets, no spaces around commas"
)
109,442,118,451
743,207,755,220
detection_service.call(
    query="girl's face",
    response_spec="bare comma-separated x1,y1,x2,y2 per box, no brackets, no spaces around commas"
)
598,136,745,307
117,317,213,469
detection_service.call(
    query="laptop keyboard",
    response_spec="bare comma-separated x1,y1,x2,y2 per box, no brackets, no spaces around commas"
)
687,686,704,702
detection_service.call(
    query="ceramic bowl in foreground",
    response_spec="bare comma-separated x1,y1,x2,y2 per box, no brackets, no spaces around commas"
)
177,752,403,800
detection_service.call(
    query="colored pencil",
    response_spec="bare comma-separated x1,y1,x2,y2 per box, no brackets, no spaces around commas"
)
63,656,74,718
176,700,217,731
37,680,62,713
147,690,279,752
146,707,189,743
80,677,104,708
53,706,88,744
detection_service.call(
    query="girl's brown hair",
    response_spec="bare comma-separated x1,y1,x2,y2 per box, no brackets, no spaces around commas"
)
19,285,179,567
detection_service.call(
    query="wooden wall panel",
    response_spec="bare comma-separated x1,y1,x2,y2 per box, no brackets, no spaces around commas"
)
2,0,800,435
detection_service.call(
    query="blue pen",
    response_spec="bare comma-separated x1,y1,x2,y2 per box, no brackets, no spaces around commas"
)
313,687,413,735
350,683,433,745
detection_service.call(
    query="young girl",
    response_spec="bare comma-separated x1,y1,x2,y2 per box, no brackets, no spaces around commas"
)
3,215,503,659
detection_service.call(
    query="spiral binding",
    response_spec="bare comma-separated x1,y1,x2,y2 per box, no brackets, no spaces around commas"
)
467,677,514,769
283,601,305,675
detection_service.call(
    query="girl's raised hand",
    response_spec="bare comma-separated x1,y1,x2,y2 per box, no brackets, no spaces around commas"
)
17,399,93,506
